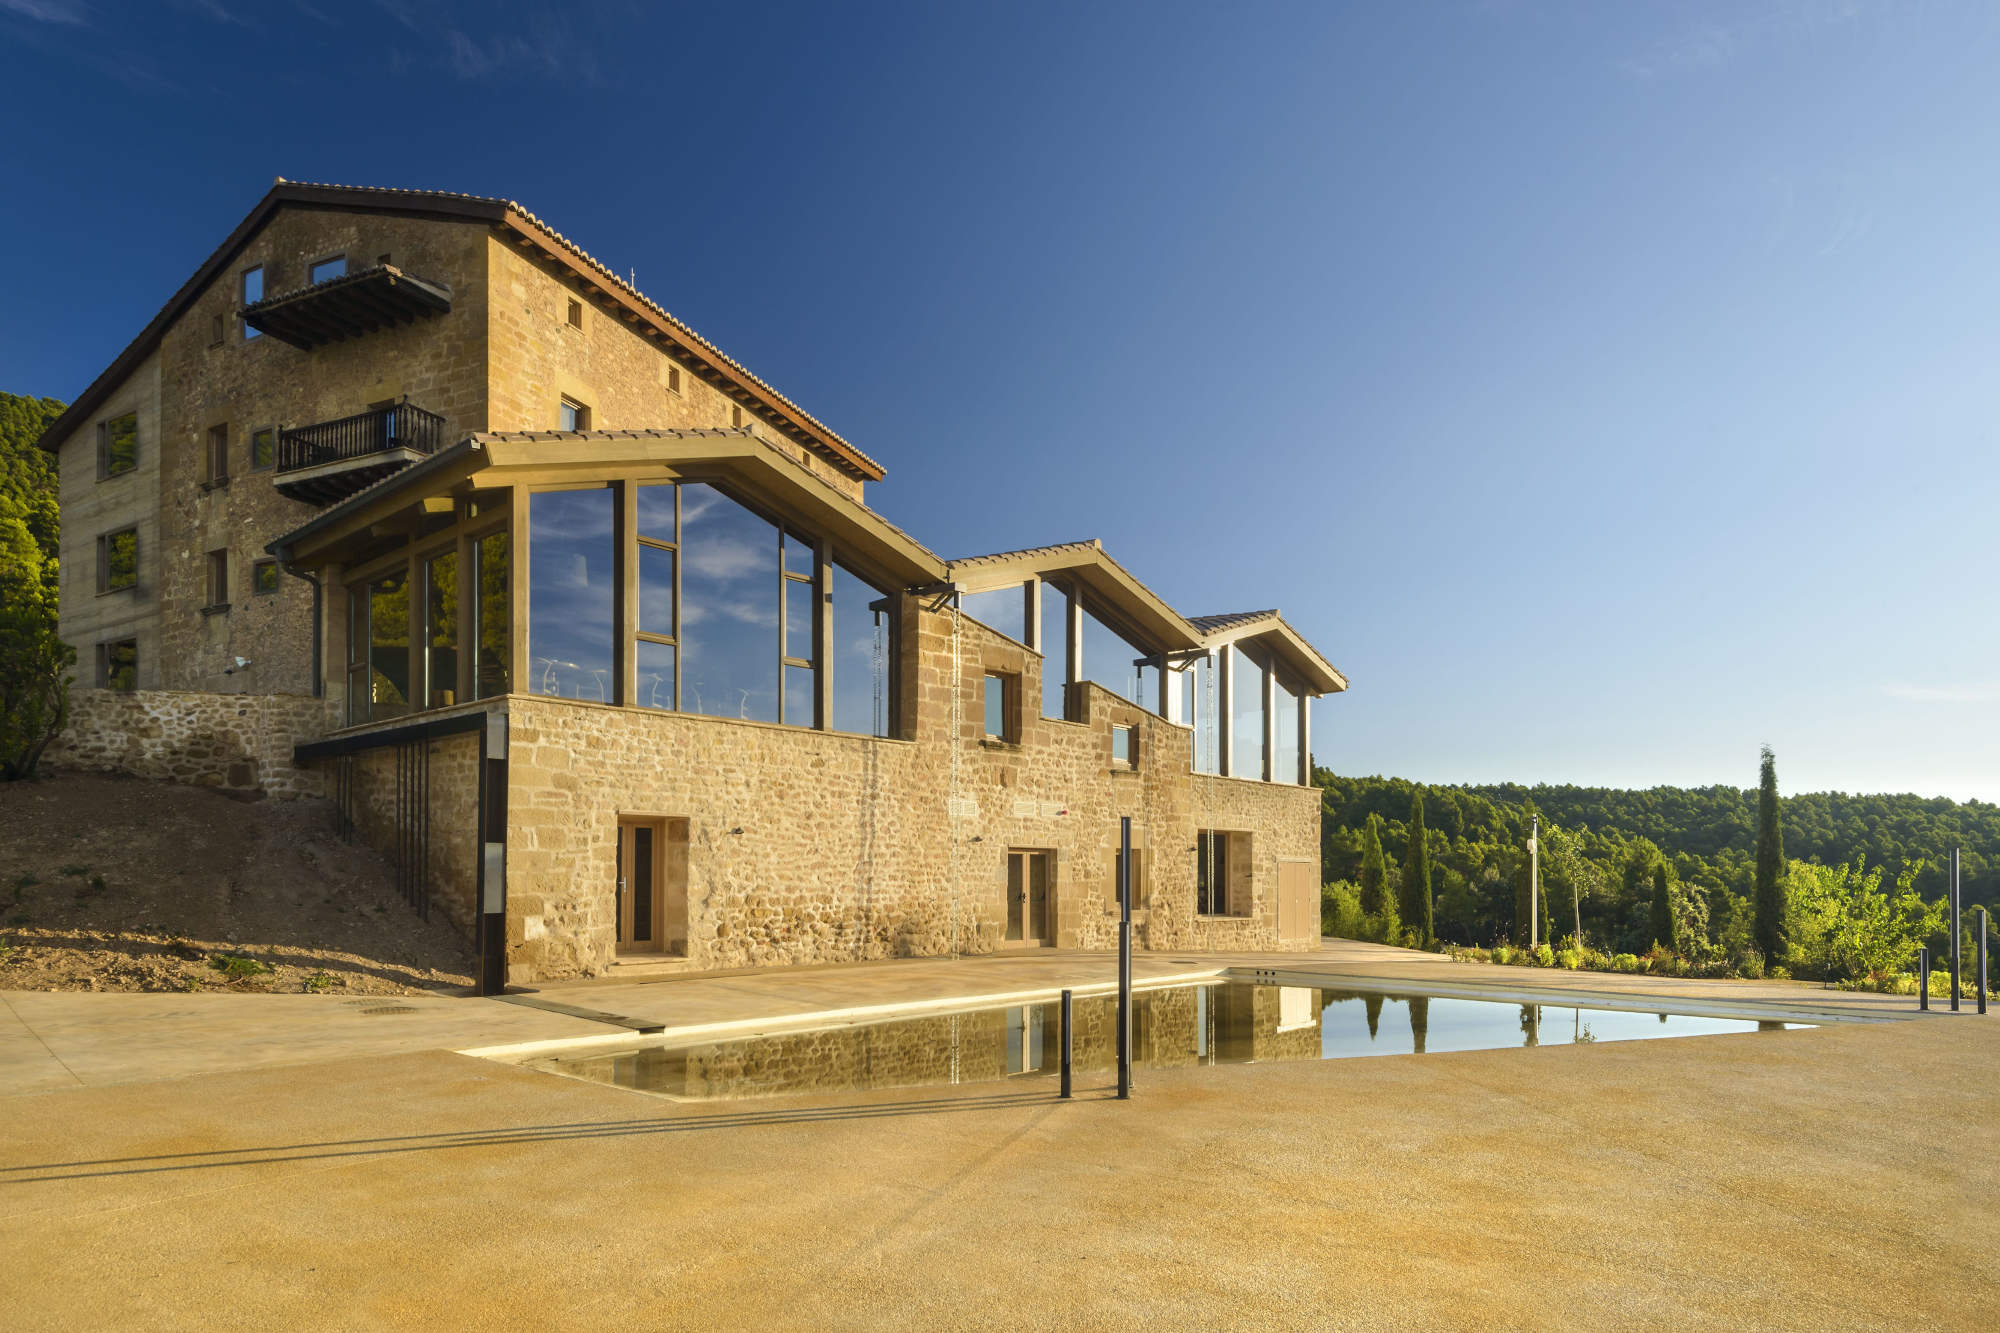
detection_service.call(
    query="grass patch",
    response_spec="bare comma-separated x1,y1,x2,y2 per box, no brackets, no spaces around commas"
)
208,953,273,979
302,970,338,993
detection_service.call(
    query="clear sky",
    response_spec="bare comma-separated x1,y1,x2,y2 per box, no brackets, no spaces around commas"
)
3,1,1996,801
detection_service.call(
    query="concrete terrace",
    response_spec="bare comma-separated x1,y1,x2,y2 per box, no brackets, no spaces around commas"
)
3,942,1996,1330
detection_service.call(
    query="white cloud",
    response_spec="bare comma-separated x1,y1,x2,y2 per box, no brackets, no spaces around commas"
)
0,0,89,23
1883,681,2000,705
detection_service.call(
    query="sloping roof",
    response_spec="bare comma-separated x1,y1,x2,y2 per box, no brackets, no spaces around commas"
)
36,179,884,481
1187,610,1279,636
1190,609,1347,694
268,425,940,590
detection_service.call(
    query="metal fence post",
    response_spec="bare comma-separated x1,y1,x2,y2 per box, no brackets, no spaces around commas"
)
1919,946,1929,1012
1979,908,1989,1017
1060,989,1073,1098
1117,815,1133,1100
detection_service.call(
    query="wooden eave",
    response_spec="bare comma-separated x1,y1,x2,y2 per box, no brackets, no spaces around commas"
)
241,265,452,349
1197,614,1348,696
948,543,1204,655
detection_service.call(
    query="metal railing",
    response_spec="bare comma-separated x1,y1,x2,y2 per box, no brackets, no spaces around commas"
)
276,399,446,473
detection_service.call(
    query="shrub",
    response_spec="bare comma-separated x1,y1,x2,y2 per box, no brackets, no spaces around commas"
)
1321,880,1367,940
1491,944,1516,966
1734,953,1765,981
1532,944,1555,968
0,495,73,782
208,953,272,979
1611,953,1641,973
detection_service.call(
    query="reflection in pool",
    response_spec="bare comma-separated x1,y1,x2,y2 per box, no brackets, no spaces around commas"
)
526,983,1803,1104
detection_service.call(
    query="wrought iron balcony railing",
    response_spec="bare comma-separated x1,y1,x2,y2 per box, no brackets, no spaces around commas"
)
277,400,446,474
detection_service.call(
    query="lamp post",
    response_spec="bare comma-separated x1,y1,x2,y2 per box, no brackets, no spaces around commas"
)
1528,815,1540,952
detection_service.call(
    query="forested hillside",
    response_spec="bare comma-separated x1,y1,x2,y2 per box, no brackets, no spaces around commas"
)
1318,768,1995,955
1,391,64,567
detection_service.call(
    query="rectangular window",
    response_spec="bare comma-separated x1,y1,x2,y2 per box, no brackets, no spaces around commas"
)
209,313,225,347
529,487,615,701
1110,846,1146,908
666,364,682,393
1112,725,1135,768
99,638,137,691
1197,832,1230,915
1189,652,1220,774
1041,581,1071,720
634,482,677,712
731,404,744,428
961,585,1026,645
204,424,229,486
249,426,276,471
1230,643,1266,780
983,672,1019,742
559,397,589,431
1079,596,1157,713
424,549,458,708
346,569,410,724
679,482,778,722
310,255,346,284
205,549,229,609
241,266,263,340
97,528,137,593
98,412,138,479
472,531,511,699
830,561,893,737
1273,676,1301,786
566,297,584,329
252,559,280,596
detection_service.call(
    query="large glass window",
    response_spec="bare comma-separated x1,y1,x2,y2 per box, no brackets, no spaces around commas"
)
679,482,778,722
473,532,510,698
961,586,1026,644
529,488,615,701
99,413,137,478
634,483,677,712
1273,676,1301,785
1079,598,1155,713
424,550,458,708
1041,581,1071,720
830,561,892,736
1230,643,1266,780
1189,652,1220,774
781,530,815,726
367,570,410,722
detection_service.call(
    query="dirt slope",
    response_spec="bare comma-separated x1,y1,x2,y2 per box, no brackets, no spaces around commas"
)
0,770,475,994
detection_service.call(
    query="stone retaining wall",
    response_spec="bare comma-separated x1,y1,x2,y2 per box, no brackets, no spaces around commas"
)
47,688,330,797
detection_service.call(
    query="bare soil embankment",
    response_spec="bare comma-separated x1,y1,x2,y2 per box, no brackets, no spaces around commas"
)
0,770,474,994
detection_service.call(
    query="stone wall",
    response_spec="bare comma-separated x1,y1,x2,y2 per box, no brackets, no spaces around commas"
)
152,209,493,697
501,597,1321,982
483,236,868,501
47,688,331,797
346,728,482,937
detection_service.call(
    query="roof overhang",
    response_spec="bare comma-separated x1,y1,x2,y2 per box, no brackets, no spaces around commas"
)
948,541,1204,656
1193,611,1347,695
267,427,941,592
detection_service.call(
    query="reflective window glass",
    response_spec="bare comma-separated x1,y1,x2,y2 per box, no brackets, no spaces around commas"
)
679,483,778,722
473,532,510,698
529,488,616,701
1273,677,1301,785
1041,582,1070,719
369,570,410,720
1230,643,1266,779
425,550,458,708
635,639,676,711
830,561,891,736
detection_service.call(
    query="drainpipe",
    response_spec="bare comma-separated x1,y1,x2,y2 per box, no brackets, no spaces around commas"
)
274,543,323,698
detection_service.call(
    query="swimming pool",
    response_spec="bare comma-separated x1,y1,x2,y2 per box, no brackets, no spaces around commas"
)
523,982,1805,1103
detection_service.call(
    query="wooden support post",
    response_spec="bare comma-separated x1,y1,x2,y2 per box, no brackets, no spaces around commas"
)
616,480,636,708
815,536,834,730
1217,647,1233,777
1065,584,1083,721
1263,657,1277,783
507,486,530,697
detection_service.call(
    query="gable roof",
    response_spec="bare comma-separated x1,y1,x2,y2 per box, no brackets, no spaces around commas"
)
35,179,884,482
1190,608,1348,694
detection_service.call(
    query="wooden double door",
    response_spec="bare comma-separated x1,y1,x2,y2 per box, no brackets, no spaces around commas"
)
1004,849,1053,946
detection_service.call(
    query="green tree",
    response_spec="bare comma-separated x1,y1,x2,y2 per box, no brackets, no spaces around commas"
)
1650,862,1677,953
0,494,72,780
1753,746,1788,966
1400,791,1434,947
0,392,64,569
1358,814,1390,916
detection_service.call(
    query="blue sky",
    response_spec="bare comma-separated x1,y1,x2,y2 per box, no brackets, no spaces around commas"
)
3,1,1997,801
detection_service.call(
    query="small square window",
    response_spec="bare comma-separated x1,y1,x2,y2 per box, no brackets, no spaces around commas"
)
731,404,744,428
204,424,230,486
666,364,682,393
253,559,280,595
205,549,229,610
310,255,346,284
98,413,138,479
559,397,590,432
566,297,584,329
1112,725,1135,768
97,528,137,593
209,313,225,347
99,638,137,691
249,427,276,471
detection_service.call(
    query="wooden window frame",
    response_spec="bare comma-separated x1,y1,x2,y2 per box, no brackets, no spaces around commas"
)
566,297,584,330
252,558,280,596
982,670,1021,743
203,548,230,613
248,425,277,472
97,637,138,691
1111,724,1136,770
202,423,230,489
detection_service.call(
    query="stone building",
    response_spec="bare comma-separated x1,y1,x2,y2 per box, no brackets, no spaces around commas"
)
36,180,1346,992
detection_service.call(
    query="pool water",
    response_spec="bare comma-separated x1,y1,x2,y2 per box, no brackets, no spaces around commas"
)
526,983,1804,1104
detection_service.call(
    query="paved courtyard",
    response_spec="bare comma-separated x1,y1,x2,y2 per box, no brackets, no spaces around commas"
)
2,941,1994,1330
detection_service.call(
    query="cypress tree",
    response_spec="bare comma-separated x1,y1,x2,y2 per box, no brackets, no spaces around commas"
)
1358,814,1390,916
1649,862,1677,954
1400,792,1434,947
1752,746,1788,966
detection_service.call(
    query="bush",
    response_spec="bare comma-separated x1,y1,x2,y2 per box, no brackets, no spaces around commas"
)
208,953,272,979
1490,944,1515,966
1611,953,1641,973
1531,944,1555,968
0,495,72,782
1321,880,1366,940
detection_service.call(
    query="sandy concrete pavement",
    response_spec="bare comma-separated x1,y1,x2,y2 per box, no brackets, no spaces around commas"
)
2,943,1993,1330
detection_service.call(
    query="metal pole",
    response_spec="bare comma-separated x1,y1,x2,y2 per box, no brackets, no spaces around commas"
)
1919,946,1929,1012
1978,908,1989,1017
1117,815,1133,1100
1529,815,1540,952
1950,848,1962,1013
1060,989,1073,1097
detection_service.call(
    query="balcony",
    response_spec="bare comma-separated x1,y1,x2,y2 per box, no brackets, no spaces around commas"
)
274,401,447,504
241,264,452,350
